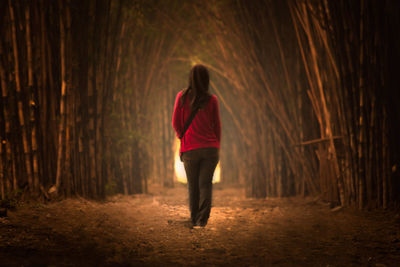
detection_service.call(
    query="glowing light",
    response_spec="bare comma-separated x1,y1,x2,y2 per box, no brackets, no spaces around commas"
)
174,139,220,184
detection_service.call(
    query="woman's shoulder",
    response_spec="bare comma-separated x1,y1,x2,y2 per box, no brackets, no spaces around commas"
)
209,94,218,103
175,90,185,102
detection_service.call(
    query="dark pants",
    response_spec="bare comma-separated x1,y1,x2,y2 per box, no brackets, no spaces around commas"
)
182,147,219,226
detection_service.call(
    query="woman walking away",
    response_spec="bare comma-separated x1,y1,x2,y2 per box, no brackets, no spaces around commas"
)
172,64,221,228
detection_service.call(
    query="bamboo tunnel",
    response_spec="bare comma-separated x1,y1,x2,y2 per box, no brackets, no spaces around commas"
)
0,0,398,209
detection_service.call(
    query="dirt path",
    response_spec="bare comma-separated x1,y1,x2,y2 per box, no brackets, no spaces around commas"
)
1,184,400,266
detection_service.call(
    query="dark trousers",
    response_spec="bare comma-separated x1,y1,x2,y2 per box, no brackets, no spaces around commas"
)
182,147,219,226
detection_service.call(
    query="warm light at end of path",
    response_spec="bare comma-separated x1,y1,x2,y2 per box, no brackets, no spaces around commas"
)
174,139,220,184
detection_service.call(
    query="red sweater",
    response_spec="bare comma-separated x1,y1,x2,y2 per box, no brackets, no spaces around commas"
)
172,91,221,154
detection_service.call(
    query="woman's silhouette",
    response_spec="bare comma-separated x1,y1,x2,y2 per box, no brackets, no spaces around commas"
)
172,64,221,228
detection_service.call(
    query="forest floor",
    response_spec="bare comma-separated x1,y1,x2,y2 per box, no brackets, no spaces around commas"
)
1,184,400,267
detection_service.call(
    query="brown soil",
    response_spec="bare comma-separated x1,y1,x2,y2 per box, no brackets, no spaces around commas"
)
1,184,400,266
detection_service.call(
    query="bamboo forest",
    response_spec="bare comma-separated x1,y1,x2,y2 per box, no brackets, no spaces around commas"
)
1,0,400,266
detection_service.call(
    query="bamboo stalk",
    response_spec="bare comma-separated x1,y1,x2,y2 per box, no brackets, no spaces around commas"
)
295,136,342,146
87,0,97,197
382,108,388,208
0,143,4,200
307,2,344,205
5,45,14,194
0,41,10,199
9,0,33,193
55,0,67,193
64,0,73,197
357,0,366,209
25,4,40,195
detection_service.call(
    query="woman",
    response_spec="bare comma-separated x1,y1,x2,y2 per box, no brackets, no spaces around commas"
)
172,64,221,228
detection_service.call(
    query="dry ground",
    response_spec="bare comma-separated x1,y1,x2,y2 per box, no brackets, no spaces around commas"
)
1,184,400,266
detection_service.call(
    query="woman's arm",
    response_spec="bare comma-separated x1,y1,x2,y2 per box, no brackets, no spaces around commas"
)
172,91,183,138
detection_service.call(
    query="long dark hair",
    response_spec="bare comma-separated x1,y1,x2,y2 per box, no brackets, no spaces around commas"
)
181,64,211,109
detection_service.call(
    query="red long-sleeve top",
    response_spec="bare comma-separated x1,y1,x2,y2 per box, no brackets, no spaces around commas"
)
172,90,221,155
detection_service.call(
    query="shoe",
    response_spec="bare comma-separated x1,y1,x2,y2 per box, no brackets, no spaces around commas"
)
193,225,202,229
199,221,207,227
